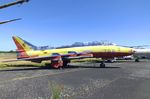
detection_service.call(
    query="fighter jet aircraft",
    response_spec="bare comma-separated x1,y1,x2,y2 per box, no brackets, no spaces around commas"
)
0,0,30,24
2,36,135,69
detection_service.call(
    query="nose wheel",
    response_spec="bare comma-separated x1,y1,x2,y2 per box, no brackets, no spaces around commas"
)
135,58,140,62
100,61,106,68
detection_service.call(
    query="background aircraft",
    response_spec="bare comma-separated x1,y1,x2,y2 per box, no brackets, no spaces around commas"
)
3,36,135,69
133,48,150,62
0,0,29,9
0,18,22,24
120,45,150,62
0,0,29,24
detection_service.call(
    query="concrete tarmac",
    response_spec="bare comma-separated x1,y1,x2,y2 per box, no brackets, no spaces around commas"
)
0,61,150,99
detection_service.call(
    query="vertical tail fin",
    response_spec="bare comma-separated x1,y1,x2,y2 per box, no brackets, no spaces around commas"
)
12,36,37,52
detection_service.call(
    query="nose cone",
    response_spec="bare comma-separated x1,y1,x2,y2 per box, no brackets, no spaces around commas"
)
130,48,136,54
125,47,135,54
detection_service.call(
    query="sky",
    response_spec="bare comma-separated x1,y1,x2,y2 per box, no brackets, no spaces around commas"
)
0,0,150,51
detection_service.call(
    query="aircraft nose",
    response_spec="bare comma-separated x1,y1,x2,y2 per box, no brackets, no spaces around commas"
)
128,48,135,54
131,49,136,53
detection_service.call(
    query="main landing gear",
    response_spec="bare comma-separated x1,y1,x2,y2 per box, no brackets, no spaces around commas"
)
50,57,70,69
50,56,63,69
51,60,63,69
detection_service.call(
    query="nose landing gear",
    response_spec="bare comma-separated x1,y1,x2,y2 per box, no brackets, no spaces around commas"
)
135,58,140,62
100,61,106,68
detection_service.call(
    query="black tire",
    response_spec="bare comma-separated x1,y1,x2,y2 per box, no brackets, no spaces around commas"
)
135,58,140,62
100,63,106,68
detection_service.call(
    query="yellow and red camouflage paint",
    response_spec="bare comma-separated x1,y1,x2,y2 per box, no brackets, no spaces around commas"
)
12,36,135,59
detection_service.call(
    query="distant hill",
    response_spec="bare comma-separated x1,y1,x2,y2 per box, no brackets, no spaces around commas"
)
0,51,16,53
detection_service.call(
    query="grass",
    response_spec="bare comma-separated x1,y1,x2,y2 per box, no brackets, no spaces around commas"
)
49,82,64,99
0,52,48,69
0,53,16,59
0,61,47,68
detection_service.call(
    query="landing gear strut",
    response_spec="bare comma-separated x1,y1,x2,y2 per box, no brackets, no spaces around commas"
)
100,61,106,68
51,56,63,69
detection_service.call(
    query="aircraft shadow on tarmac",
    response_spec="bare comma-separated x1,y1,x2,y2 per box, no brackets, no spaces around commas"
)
65,65,120,69
0,64,120,72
